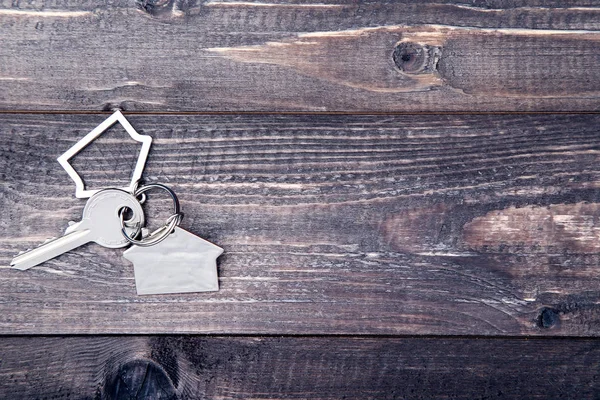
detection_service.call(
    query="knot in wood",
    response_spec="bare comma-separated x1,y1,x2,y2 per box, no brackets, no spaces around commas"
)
393,42,440,74
137,0,184,18
537,307,560,329
137,0,169,13
103,360,177,400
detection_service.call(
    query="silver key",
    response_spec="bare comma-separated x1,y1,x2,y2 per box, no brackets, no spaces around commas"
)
11,189,145,271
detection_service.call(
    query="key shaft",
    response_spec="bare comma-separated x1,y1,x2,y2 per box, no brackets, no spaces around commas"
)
11,226,93,270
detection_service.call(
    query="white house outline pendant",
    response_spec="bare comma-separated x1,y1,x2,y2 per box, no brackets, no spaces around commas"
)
57,110,153,198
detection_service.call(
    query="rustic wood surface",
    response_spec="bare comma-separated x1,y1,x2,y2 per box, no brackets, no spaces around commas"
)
1,113,600,335
1,335,600,399
3,2,600,395
1,1,600,112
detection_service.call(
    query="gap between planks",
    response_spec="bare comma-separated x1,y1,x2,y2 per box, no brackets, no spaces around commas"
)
1,334,600,340
2,110,600,116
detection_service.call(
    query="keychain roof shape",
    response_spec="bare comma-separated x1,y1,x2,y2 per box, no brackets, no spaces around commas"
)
57,110,152,198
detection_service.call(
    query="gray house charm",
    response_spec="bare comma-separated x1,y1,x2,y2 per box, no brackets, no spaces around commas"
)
123,227,224,295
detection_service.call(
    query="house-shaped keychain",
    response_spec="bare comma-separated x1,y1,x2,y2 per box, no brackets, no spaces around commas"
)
124,226,223,295
55,110,224,296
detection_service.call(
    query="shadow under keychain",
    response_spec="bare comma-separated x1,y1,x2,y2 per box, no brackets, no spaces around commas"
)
10,111,223,295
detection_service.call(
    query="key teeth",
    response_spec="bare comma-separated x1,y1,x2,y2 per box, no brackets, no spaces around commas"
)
14,236,57,258
14,248,31,258
38,237,56,247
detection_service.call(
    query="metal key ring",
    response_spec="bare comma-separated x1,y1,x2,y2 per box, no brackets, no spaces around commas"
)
120,183,183,247
130,180,147,204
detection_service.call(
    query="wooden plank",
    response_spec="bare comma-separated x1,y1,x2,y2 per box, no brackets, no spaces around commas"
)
1,1,600,112
1,335,600,399
2,113,600,335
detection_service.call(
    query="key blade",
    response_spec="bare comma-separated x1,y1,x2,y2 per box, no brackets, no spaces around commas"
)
11,228,92,271
64,220,82,235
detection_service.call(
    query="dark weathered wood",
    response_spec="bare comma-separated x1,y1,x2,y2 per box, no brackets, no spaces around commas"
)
1,1,600,112
1,113,600,335
1,335,600,399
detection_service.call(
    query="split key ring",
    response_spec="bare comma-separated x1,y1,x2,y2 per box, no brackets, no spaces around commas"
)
120,183,184,247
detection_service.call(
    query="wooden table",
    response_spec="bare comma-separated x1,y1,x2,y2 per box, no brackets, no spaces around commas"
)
1,1,600,398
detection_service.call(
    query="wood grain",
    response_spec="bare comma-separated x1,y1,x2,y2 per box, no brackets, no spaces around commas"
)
1,113,600,335
1,1,600,111
1,335,600,399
